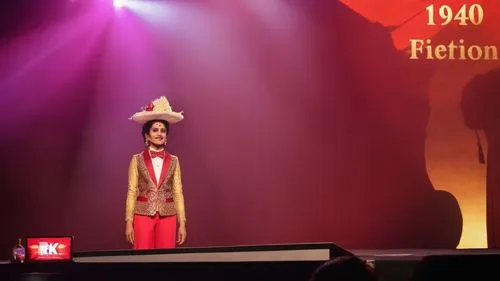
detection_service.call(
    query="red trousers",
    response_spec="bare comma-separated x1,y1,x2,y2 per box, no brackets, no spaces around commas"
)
133,213,177,249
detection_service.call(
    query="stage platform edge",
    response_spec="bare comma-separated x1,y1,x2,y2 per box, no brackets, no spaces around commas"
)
74,242,353,263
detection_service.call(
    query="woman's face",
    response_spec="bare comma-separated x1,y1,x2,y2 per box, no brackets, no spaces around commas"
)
146,122,167,147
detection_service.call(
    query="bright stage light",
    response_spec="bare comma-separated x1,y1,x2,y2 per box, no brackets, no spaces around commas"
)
113,0,125,8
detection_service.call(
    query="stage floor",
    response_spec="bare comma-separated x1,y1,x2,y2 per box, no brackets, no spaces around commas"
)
71,242,500,263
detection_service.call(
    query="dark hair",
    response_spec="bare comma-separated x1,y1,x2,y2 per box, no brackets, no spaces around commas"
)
142,119,170,139
309,256,377,281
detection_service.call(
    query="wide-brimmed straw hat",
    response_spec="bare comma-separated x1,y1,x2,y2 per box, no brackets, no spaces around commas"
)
129,96,184,124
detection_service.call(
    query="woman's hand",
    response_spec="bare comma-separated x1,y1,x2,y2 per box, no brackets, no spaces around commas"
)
177,224,187,245
125,221,134,244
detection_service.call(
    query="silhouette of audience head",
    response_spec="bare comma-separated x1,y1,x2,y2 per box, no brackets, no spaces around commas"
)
309,256,377,281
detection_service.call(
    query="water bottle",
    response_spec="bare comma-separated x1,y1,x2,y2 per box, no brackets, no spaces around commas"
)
11,238,25,263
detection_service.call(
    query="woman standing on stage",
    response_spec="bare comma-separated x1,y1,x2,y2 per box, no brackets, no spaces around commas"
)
125,96,187,249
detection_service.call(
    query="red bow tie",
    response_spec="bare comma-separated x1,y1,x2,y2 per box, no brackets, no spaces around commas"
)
150,151,165,159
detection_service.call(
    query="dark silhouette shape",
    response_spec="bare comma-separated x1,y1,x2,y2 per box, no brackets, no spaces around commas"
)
309,256,377,281
461,67,500,248
292,1,464,248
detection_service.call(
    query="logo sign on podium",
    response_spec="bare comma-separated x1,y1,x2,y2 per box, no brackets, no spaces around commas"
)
25,236,73,262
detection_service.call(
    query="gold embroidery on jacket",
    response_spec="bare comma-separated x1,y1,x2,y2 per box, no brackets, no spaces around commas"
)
125,152,186,223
